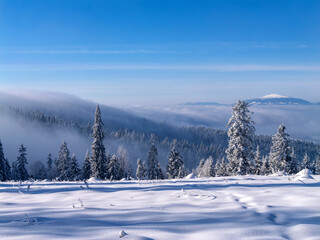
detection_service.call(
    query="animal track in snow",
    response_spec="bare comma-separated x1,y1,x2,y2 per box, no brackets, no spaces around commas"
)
173,189,217,201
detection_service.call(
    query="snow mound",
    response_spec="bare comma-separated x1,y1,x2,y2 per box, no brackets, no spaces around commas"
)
184,173,196,179
295,169,314,180
42,179,51,182
87,177,101,183
120,178,129,182
119,230,128,238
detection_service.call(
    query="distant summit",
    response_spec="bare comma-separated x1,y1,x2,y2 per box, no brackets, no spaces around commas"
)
260,94,288,99
181,94,317,106
246,94,312,105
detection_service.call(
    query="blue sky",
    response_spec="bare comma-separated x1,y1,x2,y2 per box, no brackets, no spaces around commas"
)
0,0,320,105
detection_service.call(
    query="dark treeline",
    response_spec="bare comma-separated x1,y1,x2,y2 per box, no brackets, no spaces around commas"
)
8,106,320,173
1,103,320,181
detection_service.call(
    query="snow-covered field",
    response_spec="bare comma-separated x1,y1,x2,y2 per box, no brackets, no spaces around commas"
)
1,174,320,240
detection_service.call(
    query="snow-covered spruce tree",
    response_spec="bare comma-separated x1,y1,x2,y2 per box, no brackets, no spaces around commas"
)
69,153,81,180
56,141,71,181
108,154,121,181
216,157,228,177
30,161,47,180
11,162,19,181
90,105,106,179
4,158,11,181
136,158,146,180
302,153,310,170
226,100,255,175
197,156,215,177
104,153,111,179
214,159,220,176
156,161,164,180
47,153,53,171
166,147,185,179
254,146,263,175
196,158,205,177
260,156,271,175
38,162,47,179
16,144,29,181
269,124,295,174
117,145,132,179
308,156,316,174
314,153,320,175
0,140,10,181
46,153,54,179
82,150,91,180
204,156,215,177
177,165,186,178
288,152,298,174
146,145,162,180
0,140,5,181
291,147,298,171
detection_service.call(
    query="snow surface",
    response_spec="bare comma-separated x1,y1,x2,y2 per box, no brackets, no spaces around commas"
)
1,176,320,239
261,94,289,99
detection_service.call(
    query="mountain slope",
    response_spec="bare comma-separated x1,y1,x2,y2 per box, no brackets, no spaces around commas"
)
246,94,313,105
0,91,180,138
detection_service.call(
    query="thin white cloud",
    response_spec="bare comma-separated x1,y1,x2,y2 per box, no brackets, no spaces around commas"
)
1,64,320,72
3,42,316,55
13,49,158,54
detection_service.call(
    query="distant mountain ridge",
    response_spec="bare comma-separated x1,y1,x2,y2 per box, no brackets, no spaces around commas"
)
181,101,227,106
181,94,318,106
246,94,313,105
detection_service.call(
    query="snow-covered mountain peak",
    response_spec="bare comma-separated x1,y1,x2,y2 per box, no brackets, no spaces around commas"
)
246,95,312,105
260,94,288,99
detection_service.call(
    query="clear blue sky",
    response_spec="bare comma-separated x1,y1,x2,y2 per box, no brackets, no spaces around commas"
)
1,0,320,105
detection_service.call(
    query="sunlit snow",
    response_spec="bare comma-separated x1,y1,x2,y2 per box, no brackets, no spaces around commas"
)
1,175,319,239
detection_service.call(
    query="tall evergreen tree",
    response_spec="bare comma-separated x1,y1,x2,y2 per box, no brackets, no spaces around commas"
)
291,147,298,171
118,145,131,179
136,158,146,180
314,153,320,175
16,144,29,181
108,154,121,181
0,140,5,181
261,156,271,175
0,140,10,181
146,145,162,180
57,141,71,180
203,156,215,177
302,153,310,170
30,161,47,180
226,100,255,175
166,147,185,179
91,105,106,179
47,153,53,172
309,156,316,174
254,146,262,175
11,162,19,181
177,165,186,178
46,153,53,179
70,153,81,180
269,124,294,174
196,158,206,177
288,152,298,174
216,157,228,177
3,158,11,181
214,159,221,177
155,161,164,180
82,150,91,180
